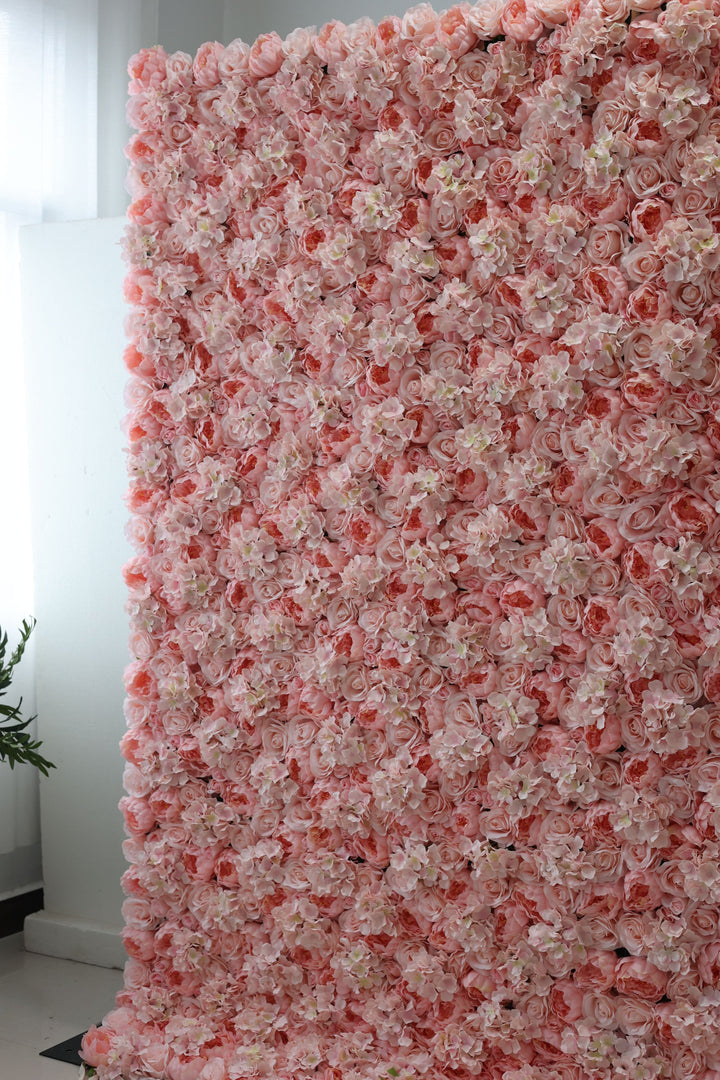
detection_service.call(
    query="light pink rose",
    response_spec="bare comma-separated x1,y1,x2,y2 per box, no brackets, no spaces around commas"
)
582,264,629,313
167,1057,206,1080
80,1026,113,1067
615,996,654,1036
666,490,715,536
468,0,504,37
535,0,571,22
623,868,663,912
580,183,628,224
193,42,223,88
631,197,672,242
585,516,625,559
583,595,619,637
248,32,284,78
621,242,664,284
128,47,168,92
502,0,544,40
615,957,668,1001
574,949,617,990
583,223,627,265
582,990,618,1030
499,579,546,616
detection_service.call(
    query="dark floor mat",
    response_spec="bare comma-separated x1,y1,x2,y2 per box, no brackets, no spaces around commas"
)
40,1028,97,1066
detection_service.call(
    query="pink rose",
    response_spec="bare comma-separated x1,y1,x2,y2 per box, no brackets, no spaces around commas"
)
218,39,250,81
80,1026,113,1067
666,490,715,536
535,0,571,23
622,370,670,413
573,949,617,990
585,517,625,559
625,155,670,199
631,197,672,242
468,0,504,37
582,990,618,1031
622,541,660,586
623,868,663,912
168,1056,206,1080
193,42,223,88
617,497,664,542
495,902,530,944
668,278,709,318
615,996,654,1036
625,283,672,323
621,242,664,283
198,1060,227,1080
127,47,168,92
248,32,284,78
698,942,720,987
582,596,619,637
548,980,583,1022
580,183,628,225
584,222,627,264
703,668,720,704
499,579,546,616
501,0,544,40
582,388,623,424
623,752,663,789
120,796,156,836
582,265,628,314
551,463,585,506
438,7,478,57
585,713,623,755
313,20,349,65
615,957,667,1001
122,927,156,961
627,114,670,155
524,672,562,721
400,5,440,39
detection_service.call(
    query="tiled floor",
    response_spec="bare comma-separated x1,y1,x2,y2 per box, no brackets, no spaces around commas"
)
0,932,122,1078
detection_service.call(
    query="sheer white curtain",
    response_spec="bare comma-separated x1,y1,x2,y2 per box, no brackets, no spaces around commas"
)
0,0,234,894
0,0,203,890
0,0,99,877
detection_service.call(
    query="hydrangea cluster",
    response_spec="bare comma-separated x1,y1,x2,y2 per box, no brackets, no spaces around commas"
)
82,1,720,1078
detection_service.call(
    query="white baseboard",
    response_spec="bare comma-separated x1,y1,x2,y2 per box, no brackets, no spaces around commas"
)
23,909,126,969
0,880,43,903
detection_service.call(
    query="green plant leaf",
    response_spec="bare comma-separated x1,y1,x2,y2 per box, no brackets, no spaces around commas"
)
0,731,56,776
7,617,36,676
0,618,54,774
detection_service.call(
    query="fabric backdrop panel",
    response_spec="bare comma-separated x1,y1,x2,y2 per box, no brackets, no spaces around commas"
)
82,2,720,1079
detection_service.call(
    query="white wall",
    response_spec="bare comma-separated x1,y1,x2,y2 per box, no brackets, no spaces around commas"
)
0,210,41,898
223,0,412,43
21,218,130,967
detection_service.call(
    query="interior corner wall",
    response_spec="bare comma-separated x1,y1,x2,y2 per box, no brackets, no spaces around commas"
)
20,217,130,968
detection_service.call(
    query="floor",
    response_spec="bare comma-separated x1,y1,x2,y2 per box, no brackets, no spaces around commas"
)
0,932,123,1078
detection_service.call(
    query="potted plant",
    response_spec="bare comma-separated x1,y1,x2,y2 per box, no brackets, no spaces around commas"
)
0,617,55,776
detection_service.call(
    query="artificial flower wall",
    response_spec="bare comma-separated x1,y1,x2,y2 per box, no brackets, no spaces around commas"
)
82,1,720,1077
